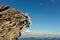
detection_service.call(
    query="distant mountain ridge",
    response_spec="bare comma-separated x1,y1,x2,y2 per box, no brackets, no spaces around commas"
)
18,32,60,40
18,37,60,40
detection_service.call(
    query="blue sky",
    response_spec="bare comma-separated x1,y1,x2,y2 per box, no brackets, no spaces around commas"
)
0,0,60,34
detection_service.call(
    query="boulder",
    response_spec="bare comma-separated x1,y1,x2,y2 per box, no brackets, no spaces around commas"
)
0,5,27,40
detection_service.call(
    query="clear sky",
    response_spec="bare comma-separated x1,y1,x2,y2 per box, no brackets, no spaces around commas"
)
0,0,60,34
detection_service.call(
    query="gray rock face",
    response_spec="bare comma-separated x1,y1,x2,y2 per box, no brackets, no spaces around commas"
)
0,5,27,40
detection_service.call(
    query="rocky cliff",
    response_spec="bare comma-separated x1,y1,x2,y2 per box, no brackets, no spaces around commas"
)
0,5,27,40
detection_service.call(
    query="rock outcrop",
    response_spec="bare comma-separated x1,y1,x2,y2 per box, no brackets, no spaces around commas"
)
0,5,27,40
